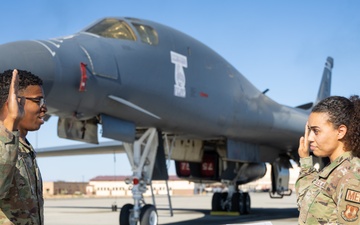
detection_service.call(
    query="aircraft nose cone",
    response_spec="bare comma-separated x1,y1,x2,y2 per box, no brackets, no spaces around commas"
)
0,40,55,96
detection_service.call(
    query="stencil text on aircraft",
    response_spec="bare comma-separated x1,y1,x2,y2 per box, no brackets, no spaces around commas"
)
171,51,188,98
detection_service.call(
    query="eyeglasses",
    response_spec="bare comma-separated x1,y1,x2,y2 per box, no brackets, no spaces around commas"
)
18,97,46,108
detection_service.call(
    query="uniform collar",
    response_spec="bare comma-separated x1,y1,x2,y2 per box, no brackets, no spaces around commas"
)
319,151,352,178
19,137,36,155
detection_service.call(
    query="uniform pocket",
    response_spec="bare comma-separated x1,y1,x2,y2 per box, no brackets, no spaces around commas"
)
15,154,35,199
299,186,322,223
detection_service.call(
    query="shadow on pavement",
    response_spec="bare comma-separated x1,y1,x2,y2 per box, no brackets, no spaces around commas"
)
159,207,298,225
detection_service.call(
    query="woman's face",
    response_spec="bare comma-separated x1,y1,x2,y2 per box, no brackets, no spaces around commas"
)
307,112,346,161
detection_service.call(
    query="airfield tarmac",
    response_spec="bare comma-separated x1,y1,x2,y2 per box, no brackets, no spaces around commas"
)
44,192,298,225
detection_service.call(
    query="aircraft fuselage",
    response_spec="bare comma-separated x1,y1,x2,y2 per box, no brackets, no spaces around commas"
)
0,17,307,156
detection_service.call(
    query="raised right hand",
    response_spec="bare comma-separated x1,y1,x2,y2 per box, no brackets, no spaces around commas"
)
4,69,25,131
298,122,310,158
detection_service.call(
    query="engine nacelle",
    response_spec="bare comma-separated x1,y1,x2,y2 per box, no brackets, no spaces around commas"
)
220,161,267,185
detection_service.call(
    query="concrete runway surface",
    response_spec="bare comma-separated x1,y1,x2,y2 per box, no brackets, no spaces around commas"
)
44,192,299,225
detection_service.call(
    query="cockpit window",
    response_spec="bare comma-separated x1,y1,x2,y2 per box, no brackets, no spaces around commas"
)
86,18,136,41
132,23,159,45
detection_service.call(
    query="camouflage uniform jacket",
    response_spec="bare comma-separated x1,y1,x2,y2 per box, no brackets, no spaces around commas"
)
0,124,44,225
296,152,360,225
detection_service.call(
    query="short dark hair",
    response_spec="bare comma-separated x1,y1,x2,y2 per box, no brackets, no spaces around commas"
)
0,69,43,109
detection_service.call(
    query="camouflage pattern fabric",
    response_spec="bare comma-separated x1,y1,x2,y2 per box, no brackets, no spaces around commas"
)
296,152,360,224
0,124,44,225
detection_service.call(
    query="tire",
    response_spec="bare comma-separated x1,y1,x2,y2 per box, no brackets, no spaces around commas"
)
120,203,133,225
243,192,251,214
211,192,222,211
211,192,228,211
140,204,158,225
221,192,228,211
231,192,245,214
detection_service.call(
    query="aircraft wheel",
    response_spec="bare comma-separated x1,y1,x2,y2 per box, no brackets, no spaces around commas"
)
211,192,222,211
140,204,157,225
243,192,251,214
211,192,227,211
119,203,134,225
221,192,229,211
231,192,245,214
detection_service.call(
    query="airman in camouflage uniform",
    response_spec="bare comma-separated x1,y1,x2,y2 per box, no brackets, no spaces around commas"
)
296,96,360,225
0,124,44,225
296,153,360,224
0,69,46,225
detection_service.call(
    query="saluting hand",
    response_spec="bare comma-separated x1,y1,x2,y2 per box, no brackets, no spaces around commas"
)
4,69,25,131
298,122,310,158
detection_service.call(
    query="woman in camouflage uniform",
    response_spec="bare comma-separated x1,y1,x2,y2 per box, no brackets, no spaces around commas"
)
296,95,360,224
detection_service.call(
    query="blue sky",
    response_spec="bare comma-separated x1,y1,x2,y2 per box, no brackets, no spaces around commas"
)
1,0,360,181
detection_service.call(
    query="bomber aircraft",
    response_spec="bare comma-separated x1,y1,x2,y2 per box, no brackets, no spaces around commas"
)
0,17,333,225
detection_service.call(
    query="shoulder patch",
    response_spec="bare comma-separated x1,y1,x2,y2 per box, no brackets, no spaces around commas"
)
341,204,359,222
346,189,360,204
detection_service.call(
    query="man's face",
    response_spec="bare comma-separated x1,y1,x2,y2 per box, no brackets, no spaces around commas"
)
18,85,47,134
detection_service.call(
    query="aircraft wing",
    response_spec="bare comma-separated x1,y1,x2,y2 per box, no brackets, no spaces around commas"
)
36,141,124,157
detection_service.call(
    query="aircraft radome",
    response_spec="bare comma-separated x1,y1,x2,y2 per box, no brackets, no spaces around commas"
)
0,17,333,225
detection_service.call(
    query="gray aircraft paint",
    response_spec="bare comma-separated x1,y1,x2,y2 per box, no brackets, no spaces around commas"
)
0,17,332,164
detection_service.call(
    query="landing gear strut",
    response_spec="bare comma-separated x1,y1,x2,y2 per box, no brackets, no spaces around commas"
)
119,128,159,225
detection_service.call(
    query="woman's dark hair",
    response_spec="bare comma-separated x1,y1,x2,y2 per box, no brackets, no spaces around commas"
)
312,95,360,157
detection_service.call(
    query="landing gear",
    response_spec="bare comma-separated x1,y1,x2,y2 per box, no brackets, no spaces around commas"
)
231,192,245,214
211,192,228,211
119,204,133,225
231,192,251,214
119,128,159,225
243,192,251,214
211,185,251,214
140,205,158,225
120,204,158,225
